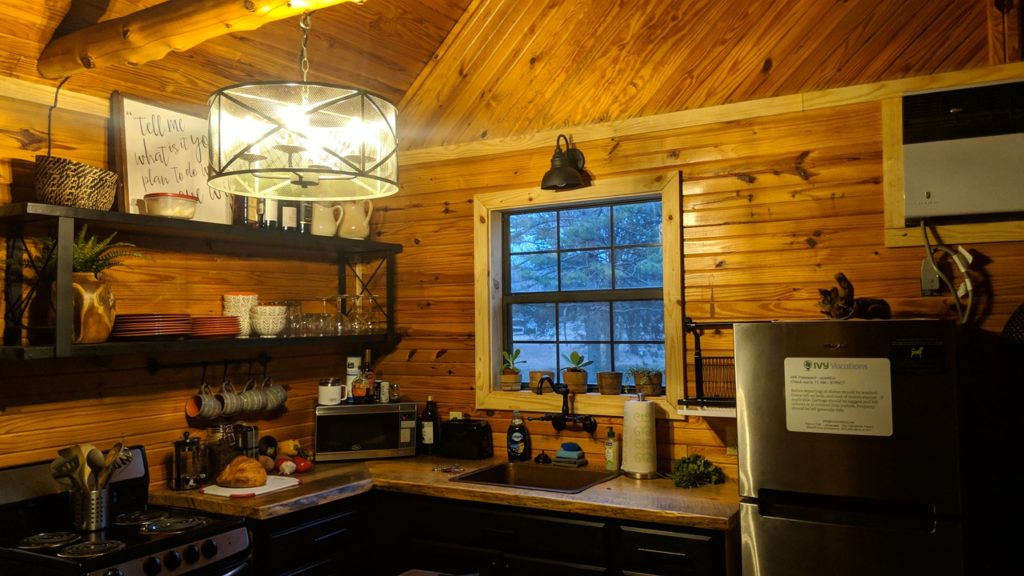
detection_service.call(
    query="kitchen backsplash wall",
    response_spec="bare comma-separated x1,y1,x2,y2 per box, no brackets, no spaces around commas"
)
4,93,1024,486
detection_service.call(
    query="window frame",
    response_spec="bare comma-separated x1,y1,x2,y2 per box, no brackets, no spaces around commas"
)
474,172,684,418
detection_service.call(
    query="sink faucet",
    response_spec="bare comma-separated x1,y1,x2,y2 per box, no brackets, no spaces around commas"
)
529,375,598,435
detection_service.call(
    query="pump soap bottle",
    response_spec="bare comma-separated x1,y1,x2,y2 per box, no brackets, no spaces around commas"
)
605,427,620,471
507,410,531,461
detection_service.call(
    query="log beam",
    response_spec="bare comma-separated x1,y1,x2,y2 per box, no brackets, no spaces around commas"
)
37,0,363,79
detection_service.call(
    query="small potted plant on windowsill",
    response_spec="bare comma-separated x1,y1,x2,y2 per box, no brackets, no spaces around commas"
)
499,348,524,391
597,371,623,395
628,366,664,396
561,350,593,394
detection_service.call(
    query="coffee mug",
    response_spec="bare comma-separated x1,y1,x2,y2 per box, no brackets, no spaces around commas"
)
263,377,288,410
240,378,267,414
311,202,344,237
185,382,221,419
216,380,243,417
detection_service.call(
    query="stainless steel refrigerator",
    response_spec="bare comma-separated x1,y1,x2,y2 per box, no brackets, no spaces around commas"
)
734,319,963,576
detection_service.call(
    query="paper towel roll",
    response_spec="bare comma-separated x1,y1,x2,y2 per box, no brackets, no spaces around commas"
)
621,396,658,479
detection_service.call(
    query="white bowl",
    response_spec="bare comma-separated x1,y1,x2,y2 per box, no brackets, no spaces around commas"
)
141,193,198,219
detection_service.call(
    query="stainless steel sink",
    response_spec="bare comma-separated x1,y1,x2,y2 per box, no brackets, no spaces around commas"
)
449,461,619,494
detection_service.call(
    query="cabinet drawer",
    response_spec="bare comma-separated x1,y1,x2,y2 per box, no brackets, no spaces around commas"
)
261,508,366,574
620,525,720,576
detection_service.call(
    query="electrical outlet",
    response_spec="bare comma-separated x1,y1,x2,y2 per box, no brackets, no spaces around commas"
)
920,258,941,296
449,411,463,420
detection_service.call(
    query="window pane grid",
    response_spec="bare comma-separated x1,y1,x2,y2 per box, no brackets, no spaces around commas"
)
504,199,663,390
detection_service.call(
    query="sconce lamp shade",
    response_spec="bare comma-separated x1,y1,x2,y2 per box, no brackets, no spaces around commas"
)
540,134,586,190
207,81,398,201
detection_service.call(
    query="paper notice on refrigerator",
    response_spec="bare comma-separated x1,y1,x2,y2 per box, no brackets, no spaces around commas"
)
783,357,892,437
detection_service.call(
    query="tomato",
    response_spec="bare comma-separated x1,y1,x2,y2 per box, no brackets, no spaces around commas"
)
292,456,313,473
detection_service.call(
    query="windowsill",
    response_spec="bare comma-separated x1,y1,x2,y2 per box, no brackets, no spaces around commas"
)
477,388,680,419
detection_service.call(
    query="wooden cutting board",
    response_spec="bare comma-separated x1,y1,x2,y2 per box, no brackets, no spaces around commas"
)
199,475,301,498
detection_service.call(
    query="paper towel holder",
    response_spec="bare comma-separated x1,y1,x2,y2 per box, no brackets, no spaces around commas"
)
621,392,660,479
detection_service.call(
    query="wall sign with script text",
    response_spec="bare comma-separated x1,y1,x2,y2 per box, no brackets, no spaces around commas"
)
111,93,233,224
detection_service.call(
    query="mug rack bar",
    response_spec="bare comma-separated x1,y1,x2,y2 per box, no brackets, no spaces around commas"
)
146,351,271,375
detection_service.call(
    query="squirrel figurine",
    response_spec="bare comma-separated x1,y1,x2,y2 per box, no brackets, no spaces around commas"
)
818,272,892,320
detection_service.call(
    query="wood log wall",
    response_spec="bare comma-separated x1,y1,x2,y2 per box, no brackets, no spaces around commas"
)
1,1,1023,490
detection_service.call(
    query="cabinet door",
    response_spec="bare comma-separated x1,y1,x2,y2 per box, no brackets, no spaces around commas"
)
505,553,608,575
619,524,722,576
253,503,368,576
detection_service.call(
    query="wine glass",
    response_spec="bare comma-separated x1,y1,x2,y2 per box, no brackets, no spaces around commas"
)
347,295,370,334
332,294,351,335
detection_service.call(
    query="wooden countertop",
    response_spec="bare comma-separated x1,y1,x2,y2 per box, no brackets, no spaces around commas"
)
150,456,739,531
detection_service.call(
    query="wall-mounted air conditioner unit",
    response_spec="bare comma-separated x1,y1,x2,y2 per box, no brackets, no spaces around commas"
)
903,80,1024,225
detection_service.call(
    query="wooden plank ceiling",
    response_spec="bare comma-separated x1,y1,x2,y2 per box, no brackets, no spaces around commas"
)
0,0,1002,149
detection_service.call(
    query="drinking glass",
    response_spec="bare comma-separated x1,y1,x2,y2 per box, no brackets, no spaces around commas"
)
346,295,370,334
332,294,351,335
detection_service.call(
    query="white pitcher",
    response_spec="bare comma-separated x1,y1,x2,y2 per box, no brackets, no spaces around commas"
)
338,200,372,240
311,202,344,237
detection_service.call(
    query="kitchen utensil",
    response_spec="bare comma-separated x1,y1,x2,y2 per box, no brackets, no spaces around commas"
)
96,442,124,488
73,444,97,491
171,431,202,490
50,455,80,489
86,446,105,490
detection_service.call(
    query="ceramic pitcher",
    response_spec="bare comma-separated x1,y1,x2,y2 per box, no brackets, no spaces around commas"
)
338,200,372,240
311,202,344,236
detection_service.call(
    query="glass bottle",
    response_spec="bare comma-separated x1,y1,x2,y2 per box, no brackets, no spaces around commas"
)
280,201,298,232
419,395,438,455
360,348,376,402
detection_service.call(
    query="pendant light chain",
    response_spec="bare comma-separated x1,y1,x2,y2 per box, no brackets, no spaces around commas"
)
299,13,312,83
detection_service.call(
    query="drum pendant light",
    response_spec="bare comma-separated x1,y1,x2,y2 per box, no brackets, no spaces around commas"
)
207,12,398,201
540,134,587,190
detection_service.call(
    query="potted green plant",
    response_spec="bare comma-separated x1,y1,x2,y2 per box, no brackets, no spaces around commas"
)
500,348,524,391
561,350,593,394
627,366,664,396
18,224,142,344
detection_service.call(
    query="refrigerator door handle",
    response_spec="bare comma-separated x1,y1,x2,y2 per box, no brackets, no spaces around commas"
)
756,489,940,533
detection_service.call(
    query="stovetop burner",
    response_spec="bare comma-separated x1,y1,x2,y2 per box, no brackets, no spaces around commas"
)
17,532,81,550
138,515,207,535
56,539,125,558
114,509,168,526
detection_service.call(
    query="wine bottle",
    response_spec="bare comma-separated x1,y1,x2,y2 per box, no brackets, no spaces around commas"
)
280,201,298,232
263,198,279,229
360,348,376,402
419,396,438,455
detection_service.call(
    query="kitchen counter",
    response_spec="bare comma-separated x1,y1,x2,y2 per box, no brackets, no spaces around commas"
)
150,455,739,531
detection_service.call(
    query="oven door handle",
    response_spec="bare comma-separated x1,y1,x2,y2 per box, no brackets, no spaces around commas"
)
219,562,251,576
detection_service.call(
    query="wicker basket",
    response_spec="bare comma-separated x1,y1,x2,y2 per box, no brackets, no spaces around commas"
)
35,155,118,211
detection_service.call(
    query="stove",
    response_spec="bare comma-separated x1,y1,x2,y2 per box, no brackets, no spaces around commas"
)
0,447,250,576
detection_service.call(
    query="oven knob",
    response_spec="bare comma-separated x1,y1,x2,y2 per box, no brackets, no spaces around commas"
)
183,544,201,564
164,550,182,570
201,538,219,558
143,556,162,575
103,570,125,576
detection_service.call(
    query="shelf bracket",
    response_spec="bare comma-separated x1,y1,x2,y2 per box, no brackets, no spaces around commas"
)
146,351,271,375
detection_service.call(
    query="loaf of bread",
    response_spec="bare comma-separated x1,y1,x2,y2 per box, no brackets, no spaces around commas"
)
216,455,267,488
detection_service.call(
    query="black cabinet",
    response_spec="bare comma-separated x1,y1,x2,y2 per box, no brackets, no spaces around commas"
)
371,493,733,576
247,494,372,576
1,202,401,360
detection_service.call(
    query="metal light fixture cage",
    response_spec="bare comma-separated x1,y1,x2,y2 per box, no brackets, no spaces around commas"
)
207,82,398,201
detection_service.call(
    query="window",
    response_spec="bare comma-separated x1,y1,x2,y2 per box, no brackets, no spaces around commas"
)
474,172,684,418
503,200,665,390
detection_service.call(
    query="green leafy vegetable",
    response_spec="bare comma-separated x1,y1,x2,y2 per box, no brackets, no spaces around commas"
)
669,454,725,488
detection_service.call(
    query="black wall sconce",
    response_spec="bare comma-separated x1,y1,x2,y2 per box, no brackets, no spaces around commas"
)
541,134,588,190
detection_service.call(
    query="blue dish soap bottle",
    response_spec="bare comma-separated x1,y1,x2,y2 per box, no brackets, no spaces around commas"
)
507,410,531,461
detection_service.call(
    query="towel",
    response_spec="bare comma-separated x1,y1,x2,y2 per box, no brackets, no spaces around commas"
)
555,449,584,460
553,458,589,468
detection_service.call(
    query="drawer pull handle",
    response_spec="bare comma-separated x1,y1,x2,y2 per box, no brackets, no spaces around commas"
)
314,527,348,544
638,547,688,558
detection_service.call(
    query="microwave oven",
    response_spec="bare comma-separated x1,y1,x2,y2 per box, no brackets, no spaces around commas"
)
314,402,418,462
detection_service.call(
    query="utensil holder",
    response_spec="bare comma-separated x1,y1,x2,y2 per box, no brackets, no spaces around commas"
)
72,488,109,531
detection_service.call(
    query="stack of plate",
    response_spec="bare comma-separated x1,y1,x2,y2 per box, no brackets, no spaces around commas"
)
189,316,241,339
111,314,192,339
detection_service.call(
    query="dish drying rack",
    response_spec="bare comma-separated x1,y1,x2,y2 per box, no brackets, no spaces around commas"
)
679,319,736,409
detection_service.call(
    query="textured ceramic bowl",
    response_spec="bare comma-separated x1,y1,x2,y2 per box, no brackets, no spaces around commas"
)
250,305,287,338
142,193,198,219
